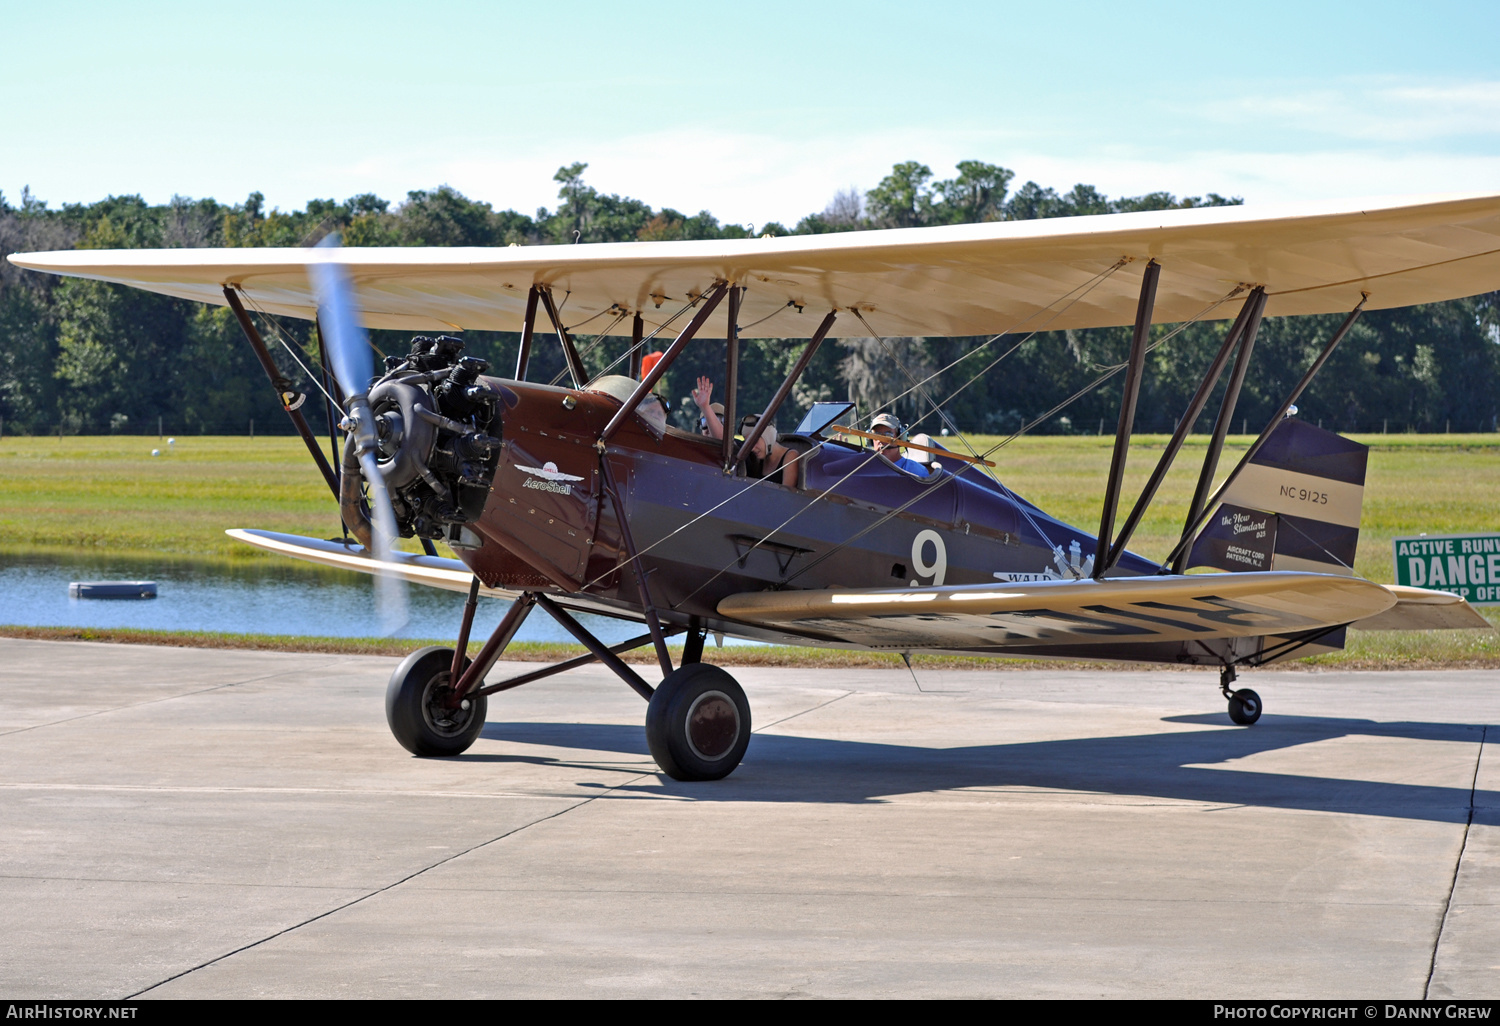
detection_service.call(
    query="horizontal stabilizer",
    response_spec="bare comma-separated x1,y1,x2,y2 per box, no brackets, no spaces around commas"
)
718,572,1395,651
1351,585,1493,631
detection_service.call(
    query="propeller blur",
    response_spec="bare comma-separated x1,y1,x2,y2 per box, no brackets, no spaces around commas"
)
308,235,408,635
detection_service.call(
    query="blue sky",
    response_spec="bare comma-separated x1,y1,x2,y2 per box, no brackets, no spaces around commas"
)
4,0,1498,225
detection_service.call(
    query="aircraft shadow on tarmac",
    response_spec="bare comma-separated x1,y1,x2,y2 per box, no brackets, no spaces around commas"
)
479,715,1493,821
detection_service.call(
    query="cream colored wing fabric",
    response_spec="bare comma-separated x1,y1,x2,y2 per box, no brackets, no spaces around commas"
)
226,529,512,597
717,572,1396,650
12,192,1500,338
226,528,655,625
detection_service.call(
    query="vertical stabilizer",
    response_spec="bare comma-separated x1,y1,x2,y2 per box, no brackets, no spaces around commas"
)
1190,419,1367,576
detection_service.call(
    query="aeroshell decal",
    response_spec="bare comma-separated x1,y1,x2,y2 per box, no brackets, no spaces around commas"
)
517,461,585,494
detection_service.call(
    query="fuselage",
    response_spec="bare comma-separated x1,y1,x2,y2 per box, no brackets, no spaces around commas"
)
458,377,1159,646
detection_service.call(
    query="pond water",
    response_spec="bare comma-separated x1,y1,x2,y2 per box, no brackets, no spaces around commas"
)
0,553,758,646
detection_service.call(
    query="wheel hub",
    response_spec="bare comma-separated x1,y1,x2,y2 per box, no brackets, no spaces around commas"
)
685,690,739,761
421,674,475,738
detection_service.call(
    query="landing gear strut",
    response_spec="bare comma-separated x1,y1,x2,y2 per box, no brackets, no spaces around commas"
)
387,585,754,779
1219,664,1262,726
538,597,751,780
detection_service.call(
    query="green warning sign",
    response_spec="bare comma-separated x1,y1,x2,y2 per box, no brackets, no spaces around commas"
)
1393,533,1500,605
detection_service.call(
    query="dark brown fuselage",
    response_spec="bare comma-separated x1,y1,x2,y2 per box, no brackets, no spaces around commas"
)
456,378,1157,649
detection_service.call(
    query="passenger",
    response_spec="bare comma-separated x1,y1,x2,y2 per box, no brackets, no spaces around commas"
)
691,376,797,486
698,402,725,436
870,412,929,477
691,376,726,438
738,415,798,486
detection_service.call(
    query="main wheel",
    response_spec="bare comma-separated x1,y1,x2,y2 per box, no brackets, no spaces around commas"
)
645,663,751,781
1227,687,1262,726
385,646,487,756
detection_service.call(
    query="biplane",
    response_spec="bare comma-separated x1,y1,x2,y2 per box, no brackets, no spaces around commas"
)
11,192,1497,780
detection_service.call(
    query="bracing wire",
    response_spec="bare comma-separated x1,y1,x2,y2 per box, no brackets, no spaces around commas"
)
1273,516,1354,572
834,260,1131,551
778,449,963,588
547,310,628,387
976,285,1246,461
589,392,931,599
537,292,702,390
581,262,1231,599
592,296,703,381
584,437,843,595
858,310,1061,553
737,300,796,335
669,442,920,608
580,259,1139,596
668,282,1129,604
563,304,620,334
862,258,1130,422
781,283,1248,585
236,289,346,414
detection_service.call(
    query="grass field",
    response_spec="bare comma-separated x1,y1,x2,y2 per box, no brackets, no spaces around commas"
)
2,432,1497,666
0,435,344,562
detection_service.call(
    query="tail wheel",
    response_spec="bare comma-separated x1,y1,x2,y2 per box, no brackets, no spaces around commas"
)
646,663,751,781
1227,688,1262,726
386,646,487,756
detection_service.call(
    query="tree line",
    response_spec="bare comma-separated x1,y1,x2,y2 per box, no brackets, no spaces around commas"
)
1,161,1496,442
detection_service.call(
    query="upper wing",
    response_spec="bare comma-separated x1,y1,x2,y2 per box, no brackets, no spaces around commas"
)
11,193,1500,338
716,572,1397,650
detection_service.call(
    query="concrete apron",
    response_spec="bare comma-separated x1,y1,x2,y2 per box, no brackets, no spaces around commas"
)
0,638,1495,999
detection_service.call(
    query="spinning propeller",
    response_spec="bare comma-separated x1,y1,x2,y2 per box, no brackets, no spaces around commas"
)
309,235,409,634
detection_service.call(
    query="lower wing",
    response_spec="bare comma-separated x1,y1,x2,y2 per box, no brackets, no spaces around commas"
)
227,528,506,597
717,572,1405,650
227,528,657,627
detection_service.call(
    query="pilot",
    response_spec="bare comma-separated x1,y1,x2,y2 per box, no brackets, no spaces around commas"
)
691,376,797,486
870,412,929,477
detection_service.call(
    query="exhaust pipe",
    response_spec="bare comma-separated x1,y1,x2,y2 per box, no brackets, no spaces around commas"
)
340,431,375,552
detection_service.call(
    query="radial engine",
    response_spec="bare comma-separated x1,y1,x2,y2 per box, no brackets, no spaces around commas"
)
339,335,504,550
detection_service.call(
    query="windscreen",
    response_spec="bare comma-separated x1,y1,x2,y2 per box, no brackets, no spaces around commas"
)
795,401,855,437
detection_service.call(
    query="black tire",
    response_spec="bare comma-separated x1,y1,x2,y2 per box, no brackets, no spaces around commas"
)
645,663,751,781
385,646,487,756
1227,687,1263,726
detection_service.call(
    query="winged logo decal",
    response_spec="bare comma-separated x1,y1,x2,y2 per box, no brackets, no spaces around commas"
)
516,461,585,494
